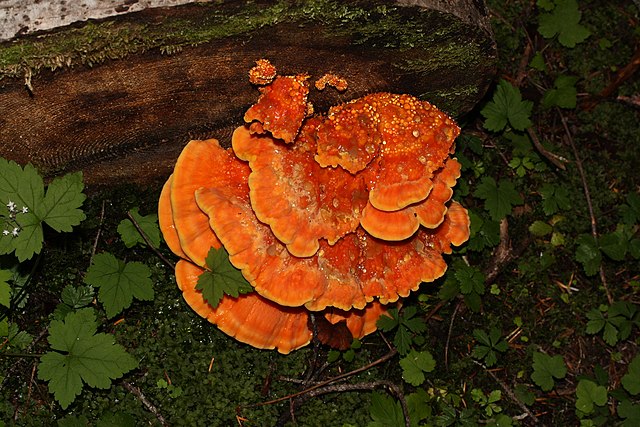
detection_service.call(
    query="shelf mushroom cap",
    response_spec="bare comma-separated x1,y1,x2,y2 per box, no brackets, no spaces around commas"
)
360,157,462,240
232,122,367,258
170,138,250,267
315,93,460,212
158,175,188,259
175,260,391,353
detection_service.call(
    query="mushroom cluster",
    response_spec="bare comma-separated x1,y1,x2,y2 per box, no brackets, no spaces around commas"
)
159,60,470,354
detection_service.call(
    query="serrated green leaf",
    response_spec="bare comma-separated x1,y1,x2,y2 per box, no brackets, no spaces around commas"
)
514,384,536,406
37,172,86,233
0,269,11,308
575,379,607,414
376,308,400,331
575,235,601,276
602,322,619,346
97,412,136,427
394,325,413,356
60,285,94,309
117,207,161,249
406,389,431,426
37,309,138,409
57,415,90,427
474,177,523,221
455,263,485,295
473,329,491,346
400,350,436,386
622,355,640,395
196,247,253,308
0,319,8,336
481,80,533,132
84,253,154,318
537,0,554,11
620,193,640,225
585,309,606,334
542,75,578,108
6,323,33,350
538,0,591,48
464,292,482,313
530,51,547,71
531,351,566,391
368,392,404,427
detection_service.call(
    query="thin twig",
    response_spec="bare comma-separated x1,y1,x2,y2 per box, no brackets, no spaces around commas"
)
245,347,398,409
445,300,461,370
126,210,176,270
90,199,106,264
473,360,539,424
527,127,567,170
122,380,168,427
559,111,613,304
0,328,47,393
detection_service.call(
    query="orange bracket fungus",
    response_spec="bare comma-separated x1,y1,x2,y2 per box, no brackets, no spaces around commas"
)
159,59,470,353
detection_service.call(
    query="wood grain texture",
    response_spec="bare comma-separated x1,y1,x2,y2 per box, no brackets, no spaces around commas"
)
0,1,496,186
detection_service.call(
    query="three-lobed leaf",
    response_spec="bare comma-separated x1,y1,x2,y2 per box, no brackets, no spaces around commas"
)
542,75,578,108
400,350,436,386
539,183,571,216
531,351,566,391
197,247,253,308
481,80,533,132
37,308,138,409
84,252,154,318
622,354,640,395
538,0,591,48
575,379,607,414
474,177,523,221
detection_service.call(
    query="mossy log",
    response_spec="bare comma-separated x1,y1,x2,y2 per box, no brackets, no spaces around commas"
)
0,0,496,186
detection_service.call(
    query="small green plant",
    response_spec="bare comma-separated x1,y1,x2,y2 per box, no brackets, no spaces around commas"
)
531,351,567,391
400,349,436,386
37,308,138,409
470,388,503,418
196,246,254,308
84,252,154,318
327,338,362,363
480,79,533,132
575,379,607,415
473,177,524,222
439,260,486,312
471,328,509,367
542,75,578,108
156,378,183,398
376,306,426,355
537,0,591,48
586,301,640,346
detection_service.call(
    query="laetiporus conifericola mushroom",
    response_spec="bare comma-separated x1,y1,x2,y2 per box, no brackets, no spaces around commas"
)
158,59,470,353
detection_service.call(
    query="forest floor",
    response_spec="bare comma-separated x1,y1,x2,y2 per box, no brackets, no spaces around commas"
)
1,0,639,426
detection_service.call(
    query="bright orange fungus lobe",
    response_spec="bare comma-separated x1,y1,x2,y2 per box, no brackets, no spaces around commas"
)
315,73,348,92
244,74,310,143
158,60,470,351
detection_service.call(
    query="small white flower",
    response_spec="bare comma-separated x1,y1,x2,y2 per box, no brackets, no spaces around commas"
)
2,230,9,236
11,227,19,237
6,200,16,212
21,206,28,214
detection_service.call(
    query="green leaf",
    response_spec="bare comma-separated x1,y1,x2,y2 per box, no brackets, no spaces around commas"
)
37,172,86,233
37,308,138,409
400,350,436,386
60,285,94,310
575,235,601,276
538,0,591,48
529,220,552,237
530,51,547,71
622,355,640,395
57,415,90,427
196,247,253,308
585,308,606,335
474,177,523,221
537,0,555,11
539,184,571,216
117,207,161,249
514,384,536,406
84,253,154,318
455,263,485,295
376,308,400,331
0,269,11,308
97,412,136,427
368,392,404,427
542,75,578,108
531,351,567,391
481,80,533,132
575,379,607,414
619,193,640,225
599,231,628,261
618,399,640,427
0,319,8,337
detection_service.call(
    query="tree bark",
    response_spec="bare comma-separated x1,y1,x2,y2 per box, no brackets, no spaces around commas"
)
0,0,496,186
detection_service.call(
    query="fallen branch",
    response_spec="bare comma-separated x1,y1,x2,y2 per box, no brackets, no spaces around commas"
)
122,380,168,427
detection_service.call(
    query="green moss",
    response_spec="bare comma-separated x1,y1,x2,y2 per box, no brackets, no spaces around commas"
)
0,0,486,80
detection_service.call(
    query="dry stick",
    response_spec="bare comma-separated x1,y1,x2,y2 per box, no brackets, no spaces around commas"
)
584,44,640,110
527,127,567,170
126,210,176,270
472,360,539,424
90,199,106,264
559,111,613,304
444,300,461,370
122,381,169,427
244,347,398,409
